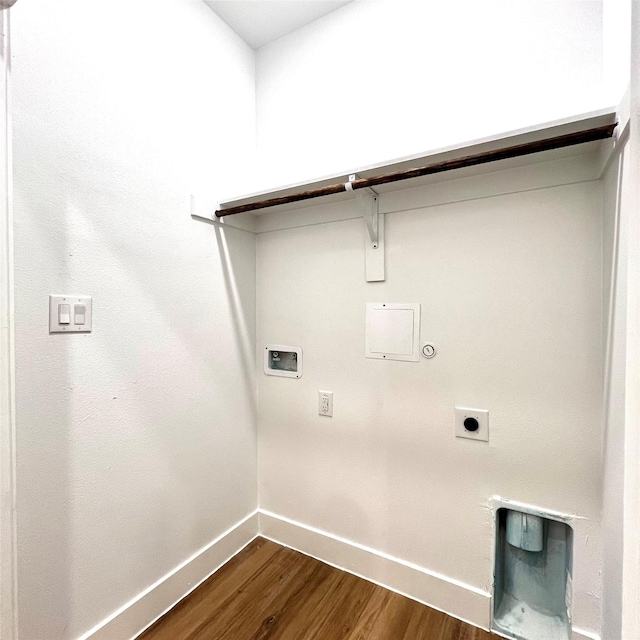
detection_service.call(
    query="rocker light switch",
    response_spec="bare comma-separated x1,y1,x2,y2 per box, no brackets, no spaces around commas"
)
58,304,71,324
49,295,92,333
74,304,86,325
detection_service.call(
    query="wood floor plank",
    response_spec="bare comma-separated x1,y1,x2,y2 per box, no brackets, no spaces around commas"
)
250,558,340,640
188,546,305,640
299,569,378,639
139,537,496,640
138,538,280,640
362,592,426,640
342,586,396,640
270,561,347,640
204,547,331,640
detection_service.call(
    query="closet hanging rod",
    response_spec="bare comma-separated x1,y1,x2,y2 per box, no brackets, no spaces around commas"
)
216,123,617,218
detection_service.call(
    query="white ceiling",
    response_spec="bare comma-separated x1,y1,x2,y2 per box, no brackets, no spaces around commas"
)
204,1,354,50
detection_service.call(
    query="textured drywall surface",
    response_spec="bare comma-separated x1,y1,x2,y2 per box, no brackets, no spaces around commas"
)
11,1,257,638
257,178,604,634
255,0,607,189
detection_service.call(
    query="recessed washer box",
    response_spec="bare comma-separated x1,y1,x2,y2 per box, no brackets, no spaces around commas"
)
365,303,421,362
264,345,302,378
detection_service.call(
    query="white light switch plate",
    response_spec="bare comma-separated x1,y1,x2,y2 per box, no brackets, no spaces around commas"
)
49,295,92,333
455,407,489,442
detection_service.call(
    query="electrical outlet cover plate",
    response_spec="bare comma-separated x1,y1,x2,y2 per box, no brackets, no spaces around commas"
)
455,407,489,442
318,390,333,417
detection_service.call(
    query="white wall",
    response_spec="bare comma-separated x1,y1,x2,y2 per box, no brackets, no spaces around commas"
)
601,3,640,638
11,1,257,638
255,0,607,190
621,2,640,635
601,140,626,640
602,124,640,640
603,0,632,106
257,164,604,634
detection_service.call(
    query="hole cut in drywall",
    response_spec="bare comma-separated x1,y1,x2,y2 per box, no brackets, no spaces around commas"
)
494,507,573,640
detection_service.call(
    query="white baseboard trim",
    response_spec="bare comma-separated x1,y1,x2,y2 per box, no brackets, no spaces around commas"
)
258,509,492,630
572,629,601,640
258,510,602,640
77,508,602,640
494,626,599,640
79,510,259,640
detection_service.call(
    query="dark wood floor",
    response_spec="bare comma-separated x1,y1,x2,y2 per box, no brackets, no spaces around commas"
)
139,537,494,640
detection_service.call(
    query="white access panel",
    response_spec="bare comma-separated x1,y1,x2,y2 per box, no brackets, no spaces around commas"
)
365,303,420,362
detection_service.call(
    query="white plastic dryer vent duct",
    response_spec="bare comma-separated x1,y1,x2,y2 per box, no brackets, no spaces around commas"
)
506,511,544,552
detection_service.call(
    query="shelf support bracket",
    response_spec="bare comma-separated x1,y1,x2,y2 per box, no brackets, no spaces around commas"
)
348,175,385,282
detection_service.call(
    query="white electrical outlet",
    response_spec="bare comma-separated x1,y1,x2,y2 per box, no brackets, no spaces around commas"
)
455,407,489,442
318,391,333,417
